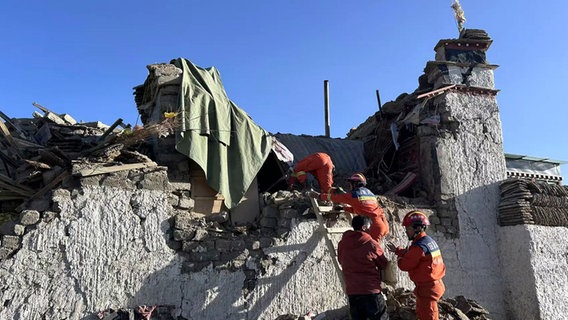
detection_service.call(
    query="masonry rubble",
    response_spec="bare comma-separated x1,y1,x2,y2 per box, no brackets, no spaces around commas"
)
4,27,567,319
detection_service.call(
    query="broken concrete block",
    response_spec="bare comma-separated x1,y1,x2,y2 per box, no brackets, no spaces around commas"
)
262,206,279,219
174,212,193,230
13,224,25,236
178,196,194,210
2,235,21,249
0,247,15,260
19,210,40,225
173,229,195,241
60,114,77,125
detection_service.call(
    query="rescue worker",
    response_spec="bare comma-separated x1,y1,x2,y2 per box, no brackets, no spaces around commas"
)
313,173,389,241
288,152,335,193
338,215,389,320
386,211,446,320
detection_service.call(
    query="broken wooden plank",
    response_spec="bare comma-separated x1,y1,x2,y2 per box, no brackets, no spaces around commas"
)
416,84,457,100
16,170,71,212
75,161,157,177
0,173,37,194
0,111,28,139
0,119,21,153
98,118,124,142
0,180,34,197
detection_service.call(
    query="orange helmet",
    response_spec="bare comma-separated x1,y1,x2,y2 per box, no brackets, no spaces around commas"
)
402,211,430,228
347,173,367,186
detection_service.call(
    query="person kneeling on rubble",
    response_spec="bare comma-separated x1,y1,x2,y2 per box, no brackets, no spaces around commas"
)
287,152,335,193
386,211,446,320
310,173,389,242
338,215,389,320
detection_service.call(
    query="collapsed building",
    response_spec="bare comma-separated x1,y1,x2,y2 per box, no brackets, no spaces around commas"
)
0,28,567,320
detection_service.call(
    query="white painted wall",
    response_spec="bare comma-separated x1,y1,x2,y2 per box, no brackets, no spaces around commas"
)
499,225,568,320
431,92,508,320
0,185,345,320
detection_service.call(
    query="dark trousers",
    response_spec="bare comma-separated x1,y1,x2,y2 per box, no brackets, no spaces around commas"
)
348,293,389,320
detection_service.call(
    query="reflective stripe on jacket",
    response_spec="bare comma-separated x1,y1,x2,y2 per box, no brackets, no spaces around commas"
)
395,232,446,284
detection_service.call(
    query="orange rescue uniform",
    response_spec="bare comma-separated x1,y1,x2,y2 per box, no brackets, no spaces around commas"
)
319,187,389,241
289,153,334,193
395,232,446,320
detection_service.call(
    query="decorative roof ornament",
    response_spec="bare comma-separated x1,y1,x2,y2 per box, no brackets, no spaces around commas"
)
451,0,466,34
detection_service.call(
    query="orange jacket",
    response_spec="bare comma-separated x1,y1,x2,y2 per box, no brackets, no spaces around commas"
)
320,187,389,241
395,232,446,284
289,153,334,192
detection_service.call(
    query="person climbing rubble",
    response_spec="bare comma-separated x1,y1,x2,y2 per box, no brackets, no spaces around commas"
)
338,215,389,320
310,173,389,242
386,211,446,320
288,152,335,193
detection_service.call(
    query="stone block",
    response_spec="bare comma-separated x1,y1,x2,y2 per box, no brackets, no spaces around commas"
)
278,218,291,229
0,247,15,260
0,221,17,236
2,235,21,249
280,208,298,219
168,194,180,207
19,210,40,225
262,206,279,219
100,172,136,190
189,250,220,262
216,239,233,252
174,212,193,230
441,218,453,226
192,229,209,241
178,197,195,210
260,217,277,229
428,215,441,225
259,237,273,248
138,171,170,190
13,224,25,236
173,229,195,241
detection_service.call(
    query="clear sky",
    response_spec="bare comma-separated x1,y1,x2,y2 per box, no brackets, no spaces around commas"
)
1,1,567,181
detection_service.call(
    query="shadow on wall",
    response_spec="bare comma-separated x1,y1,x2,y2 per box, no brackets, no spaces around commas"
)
118,225,346,320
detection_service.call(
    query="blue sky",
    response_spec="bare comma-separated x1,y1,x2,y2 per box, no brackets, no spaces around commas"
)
1,1,567,181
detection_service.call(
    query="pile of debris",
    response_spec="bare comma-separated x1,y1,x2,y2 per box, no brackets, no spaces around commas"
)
275,286,491,320
0,104,178,211
498,178,568,226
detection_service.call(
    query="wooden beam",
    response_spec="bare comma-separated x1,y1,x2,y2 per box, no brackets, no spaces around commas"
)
0,180,33,197
416,84,457,100
98,118,124,142
75,162,157,177
0,111,27,139
15,170,71,211
0,173,37,194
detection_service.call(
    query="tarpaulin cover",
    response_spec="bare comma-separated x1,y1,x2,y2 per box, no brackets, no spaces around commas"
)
172,58,272,209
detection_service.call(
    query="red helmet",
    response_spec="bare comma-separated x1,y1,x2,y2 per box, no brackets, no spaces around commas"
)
347,173,367,186
402,211,430,227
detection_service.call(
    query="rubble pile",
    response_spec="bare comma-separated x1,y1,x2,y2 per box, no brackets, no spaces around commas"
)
0,105,176,260
498,178,568,226
275,286,491,320
383,286,491,320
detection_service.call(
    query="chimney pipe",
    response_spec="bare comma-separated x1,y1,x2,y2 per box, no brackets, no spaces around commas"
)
324,80,330,137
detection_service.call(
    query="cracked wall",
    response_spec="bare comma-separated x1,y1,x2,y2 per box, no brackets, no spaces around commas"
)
0,169,347,319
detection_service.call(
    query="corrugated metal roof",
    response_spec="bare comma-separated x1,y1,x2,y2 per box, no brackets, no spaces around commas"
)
505,153,568,165
273,133,367,178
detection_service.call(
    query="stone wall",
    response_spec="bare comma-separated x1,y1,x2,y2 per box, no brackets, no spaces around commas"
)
0,169,349,319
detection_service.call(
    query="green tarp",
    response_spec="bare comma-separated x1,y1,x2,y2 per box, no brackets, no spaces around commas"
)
172,58,273,209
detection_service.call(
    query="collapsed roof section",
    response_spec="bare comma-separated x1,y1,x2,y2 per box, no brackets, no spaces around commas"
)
134,59,273,209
